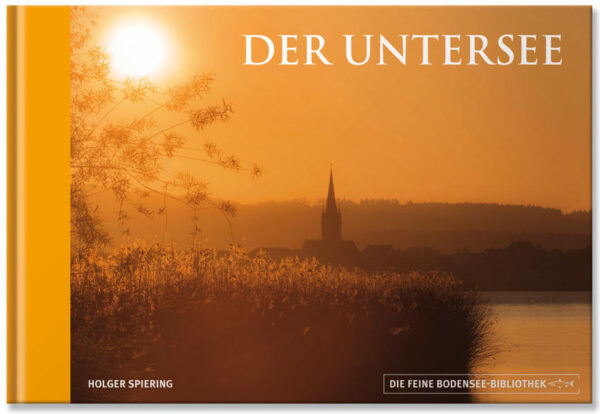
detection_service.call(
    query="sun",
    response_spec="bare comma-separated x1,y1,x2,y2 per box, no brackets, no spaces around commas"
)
107,20,168,78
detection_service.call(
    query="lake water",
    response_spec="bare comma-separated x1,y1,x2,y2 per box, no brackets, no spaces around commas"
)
473,292,592,403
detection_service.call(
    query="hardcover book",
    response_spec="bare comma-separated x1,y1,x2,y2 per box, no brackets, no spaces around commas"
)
7,5,592,403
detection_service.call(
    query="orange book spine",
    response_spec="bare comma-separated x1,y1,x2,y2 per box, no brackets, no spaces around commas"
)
6,6,71,403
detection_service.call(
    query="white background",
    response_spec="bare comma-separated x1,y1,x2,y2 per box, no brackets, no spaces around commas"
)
0,0,597,412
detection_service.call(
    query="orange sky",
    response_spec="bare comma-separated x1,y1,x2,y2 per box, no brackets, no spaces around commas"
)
90,6,591,212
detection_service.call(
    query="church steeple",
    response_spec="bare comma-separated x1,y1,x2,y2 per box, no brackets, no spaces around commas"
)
326,168,337,213
301,168,359,262
321,168,342,243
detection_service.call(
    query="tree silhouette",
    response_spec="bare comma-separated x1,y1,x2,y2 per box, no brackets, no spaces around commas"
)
70,7,260,252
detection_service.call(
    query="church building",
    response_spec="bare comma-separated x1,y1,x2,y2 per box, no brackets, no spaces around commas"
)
301,170,359,263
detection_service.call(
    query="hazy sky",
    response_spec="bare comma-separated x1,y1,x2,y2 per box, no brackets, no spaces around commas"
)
90,6,591,212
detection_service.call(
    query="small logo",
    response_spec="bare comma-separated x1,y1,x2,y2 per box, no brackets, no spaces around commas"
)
548,378,575,390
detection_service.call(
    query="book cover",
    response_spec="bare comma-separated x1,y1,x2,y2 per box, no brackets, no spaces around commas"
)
7,5,592,403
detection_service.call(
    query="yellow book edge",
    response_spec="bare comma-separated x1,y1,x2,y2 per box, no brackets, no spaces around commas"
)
7,5,70,403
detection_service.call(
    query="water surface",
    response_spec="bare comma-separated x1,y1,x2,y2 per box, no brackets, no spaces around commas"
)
474,291,591,403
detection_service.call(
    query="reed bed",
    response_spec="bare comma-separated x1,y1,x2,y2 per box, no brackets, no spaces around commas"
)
71,244,491,402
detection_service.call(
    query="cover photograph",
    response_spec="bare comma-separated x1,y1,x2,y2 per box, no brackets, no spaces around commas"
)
6,5,592,403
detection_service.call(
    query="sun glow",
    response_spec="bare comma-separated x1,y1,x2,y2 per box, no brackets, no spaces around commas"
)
107,21,168,78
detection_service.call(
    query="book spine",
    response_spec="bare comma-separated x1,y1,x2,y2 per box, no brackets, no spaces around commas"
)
6,6,71,403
